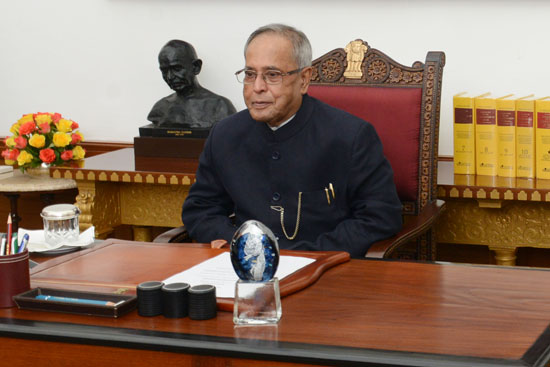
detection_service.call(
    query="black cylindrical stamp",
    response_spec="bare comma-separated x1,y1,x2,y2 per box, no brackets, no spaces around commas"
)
188,284,217,320
137,281,164,317
162,282,190,318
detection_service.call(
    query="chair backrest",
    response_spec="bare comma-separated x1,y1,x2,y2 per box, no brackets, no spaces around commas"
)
308,39,445,216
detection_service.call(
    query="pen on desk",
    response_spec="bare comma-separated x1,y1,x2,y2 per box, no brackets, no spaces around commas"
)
35,294,119,306
17,233,29,254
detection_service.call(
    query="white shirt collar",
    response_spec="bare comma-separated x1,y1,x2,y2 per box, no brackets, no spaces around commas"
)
269,114,296,131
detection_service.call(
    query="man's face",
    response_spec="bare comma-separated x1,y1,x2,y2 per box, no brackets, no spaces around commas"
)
159,46,196,93
243,33,311,127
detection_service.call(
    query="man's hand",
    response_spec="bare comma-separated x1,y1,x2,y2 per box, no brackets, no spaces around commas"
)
211,239,229,249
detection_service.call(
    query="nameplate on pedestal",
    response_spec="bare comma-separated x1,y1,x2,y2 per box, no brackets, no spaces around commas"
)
138,124,210,139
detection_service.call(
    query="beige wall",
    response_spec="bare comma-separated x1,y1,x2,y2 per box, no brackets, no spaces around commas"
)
2,0,549,156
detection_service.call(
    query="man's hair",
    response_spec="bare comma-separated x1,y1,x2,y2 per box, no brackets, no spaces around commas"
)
244,24,312,69
161,40,198,61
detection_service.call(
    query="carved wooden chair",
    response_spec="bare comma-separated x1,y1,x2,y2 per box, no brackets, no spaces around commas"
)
307,39,445,260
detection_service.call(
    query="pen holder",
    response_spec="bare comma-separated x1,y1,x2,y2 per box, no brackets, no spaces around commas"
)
0,250,30,308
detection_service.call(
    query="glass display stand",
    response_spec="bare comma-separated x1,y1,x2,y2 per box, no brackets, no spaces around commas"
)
233,278,281,325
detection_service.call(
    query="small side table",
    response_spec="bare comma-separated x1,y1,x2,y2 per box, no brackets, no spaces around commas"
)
0,169,77,233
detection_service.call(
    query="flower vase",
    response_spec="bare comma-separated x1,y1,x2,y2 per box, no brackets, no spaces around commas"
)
25,164,51,177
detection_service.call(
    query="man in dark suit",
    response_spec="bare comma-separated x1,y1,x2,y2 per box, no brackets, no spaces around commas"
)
181,24,402,258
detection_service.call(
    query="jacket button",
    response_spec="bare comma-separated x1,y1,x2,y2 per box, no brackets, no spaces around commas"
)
272,192,281,201
272,151,280,160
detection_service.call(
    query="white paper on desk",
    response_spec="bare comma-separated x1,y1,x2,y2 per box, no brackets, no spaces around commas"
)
19,226,95,252
163,252,315,298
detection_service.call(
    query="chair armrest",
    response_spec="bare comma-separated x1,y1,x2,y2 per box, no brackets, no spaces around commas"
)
153,214,235,244
365,199,446,259
153,225,191,243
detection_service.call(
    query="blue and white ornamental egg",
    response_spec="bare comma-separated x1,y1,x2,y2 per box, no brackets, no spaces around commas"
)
230,220,279,282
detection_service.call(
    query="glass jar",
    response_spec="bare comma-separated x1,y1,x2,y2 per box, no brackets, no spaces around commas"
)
40,204,80,246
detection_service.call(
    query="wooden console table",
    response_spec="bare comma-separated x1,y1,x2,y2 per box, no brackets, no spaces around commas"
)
51,148,197,241
51,150,550,266
437,161,550,265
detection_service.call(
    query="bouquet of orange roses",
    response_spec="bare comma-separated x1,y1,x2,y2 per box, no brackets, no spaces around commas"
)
2,112,86,172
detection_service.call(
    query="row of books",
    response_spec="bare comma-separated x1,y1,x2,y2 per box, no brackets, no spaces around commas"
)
453,92,550,178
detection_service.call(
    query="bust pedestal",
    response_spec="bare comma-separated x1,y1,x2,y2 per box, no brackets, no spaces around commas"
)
134,124,208,172
133,136,205,172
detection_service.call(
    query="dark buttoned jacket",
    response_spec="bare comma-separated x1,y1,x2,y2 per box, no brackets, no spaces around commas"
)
181,94,402,258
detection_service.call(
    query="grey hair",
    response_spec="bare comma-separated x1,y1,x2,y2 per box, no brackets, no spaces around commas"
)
244,24,312,68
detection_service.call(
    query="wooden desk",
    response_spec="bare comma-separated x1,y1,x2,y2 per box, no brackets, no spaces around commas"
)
437,161,550,265
1,240,550,366
51,148,198,241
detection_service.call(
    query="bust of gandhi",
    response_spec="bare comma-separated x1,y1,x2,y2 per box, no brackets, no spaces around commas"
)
147,40,236,128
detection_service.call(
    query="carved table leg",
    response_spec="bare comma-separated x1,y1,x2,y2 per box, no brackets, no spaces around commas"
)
75,182,95,233
489,247,517,266
74,180,121,239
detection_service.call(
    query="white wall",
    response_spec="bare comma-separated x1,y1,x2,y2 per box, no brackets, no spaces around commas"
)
2,0,550,156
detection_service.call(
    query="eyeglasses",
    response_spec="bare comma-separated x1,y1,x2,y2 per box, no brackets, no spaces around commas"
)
235,68,303,85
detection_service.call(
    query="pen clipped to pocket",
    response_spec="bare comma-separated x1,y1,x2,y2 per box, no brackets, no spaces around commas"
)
324,183,336,205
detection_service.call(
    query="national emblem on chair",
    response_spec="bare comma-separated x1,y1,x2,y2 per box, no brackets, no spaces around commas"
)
308,39,446,260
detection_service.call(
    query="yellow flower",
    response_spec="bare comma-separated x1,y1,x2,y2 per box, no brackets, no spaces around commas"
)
53,132,71,147
10,114,34,134
9,122,21,135
4,159,15,166
17,151,33,166
69,131,84,145
5,137,15,148
18,114,34,125
29,134,46,148
72,145,86,160
57,119,73,133
34,113,52,125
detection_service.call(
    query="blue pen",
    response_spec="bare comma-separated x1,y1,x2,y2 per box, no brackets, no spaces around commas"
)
35,294,119,306
17,233,29,254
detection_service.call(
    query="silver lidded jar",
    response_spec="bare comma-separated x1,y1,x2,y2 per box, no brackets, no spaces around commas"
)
40,204,81,246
